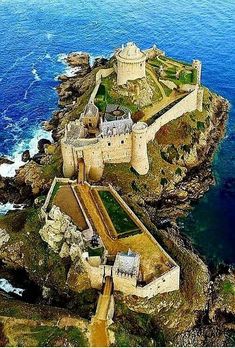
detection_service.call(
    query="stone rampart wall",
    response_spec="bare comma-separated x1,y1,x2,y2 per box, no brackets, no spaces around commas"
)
89,67,114,103
146,87,202,142
135,266,180,298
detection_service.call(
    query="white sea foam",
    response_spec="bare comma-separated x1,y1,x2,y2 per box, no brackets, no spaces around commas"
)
46,32,54,40
0,202,24,215
0,278,24,297
32,67,41,81
56,52,98,79
45,53,51,59
0,128,52,178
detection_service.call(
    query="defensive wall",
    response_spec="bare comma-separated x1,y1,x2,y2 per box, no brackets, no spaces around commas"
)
41,179,180,298
62,82,203,179
89,67,114,104
146,86,203,142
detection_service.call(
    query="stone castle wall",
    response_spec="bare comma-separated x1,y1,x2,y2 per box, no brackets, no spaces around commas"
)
146,87,203,142
61,66,203,180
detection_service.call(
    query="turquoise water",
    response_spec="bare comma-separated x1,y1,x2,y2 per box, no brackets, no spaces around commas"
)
0,0,234,265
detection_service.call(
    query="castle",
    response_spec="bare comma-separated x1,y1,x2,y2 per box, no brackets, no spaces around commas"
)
41,178,180,299
61,42,203,181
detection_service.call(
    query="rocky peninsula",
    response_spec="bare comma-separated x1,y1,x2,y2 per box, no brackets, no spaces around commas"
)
0,49,234,347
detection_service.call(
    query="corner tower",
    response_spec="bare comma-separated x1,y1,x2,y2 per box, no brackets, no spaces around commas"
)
116,42,146,85
131,122,149,175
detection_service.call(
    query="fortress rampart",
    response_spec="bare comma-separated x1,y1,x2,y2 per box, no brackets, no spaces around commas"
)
146,86,203,142
61,42,203,180
62,86,203,180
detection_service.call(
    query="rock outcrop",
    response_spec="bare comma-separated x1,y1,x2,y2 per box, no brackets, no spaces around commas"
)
39,205,84,256
0,229,10,248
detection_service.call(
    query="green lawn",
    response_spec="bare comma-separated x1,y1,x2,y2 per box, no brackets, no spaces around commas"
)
98,190,140,236
95,74,138,113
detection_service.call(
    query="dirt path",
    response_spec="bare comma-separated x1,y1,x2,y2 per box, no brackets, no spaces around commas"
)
89,277,113,347
142,91,185,122
147,66,166,98
75,184,170,282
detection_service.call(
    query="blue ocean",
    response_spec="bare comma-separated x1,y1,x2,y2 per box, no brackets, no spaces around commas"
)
0,0,234,266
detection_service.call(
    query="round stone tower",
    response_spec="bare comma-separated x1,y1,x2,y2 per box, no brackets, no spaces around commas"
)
116,42,146,86
131,122,149,175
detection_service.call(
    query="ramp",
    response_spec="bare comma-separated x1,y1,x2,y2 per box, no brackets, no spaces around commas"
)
89,277,113,347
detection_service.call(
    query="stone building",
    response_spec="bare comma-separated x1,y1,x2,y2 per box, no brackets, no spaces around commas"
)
61,43,203,181
115,42,146,85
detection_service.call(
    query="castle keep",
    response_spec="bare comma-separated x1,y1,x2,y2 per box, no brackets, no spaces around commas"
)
61,42,203,181
115,42,146,85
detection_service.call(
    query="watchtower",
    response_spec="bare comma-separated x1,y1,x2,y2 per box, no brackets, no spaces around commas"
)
116,42,146,85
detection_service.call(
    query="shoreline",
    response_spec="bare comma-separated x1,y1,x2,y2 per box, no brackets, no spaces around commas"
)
0,51,234,347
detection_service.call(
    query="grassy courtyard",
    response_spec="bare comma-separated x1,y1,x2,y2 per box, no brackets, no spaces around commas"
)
98,190,140,237
149,55,197,86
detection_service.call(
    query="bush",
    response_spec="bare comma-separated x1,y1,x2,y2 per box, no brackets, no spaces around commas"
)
160,177,168,186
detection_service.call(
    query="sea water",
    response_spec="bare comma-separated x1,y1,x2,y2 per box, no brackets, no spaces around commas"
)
0,0,234,266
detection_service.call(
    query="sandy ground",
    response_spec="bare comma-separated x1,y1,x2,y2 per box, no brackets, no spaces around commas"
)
53,185,88,231
76,184,170,282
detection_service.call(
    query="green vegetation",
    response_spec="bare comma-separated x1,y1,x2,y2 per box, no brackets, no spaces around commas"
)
112,300,165,347
0,208,69,292
42,147,63,181
98,190,140,236
87,246,104,257
29,326,88,347
160,55,191,67
221,280,235,296
95,74,139,113
148,55,197,87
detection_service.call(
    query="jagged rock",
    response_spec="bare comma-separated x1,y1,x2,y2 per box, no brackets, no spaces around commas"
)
15,161,47,195
59,242,70,258
0,157,14,166
21,150,30,162
39,206,83,254
0,229,10,248
93,57,108,68
66,52,90,67
41,120,54,131
38,139,52,153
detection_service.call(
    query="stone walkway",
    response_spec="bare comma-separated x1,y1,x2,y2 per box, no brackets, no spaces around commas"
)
89,277,113,347
75,183,170,283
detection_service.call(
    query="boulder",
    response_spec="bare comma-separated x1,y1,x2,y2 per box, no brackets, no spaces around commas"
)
66,52,90,67
93,57,108,68
21,150,30,162
41,121,54,131
0,156,14,166
37,139,51,153
0,229,10,248
32,153,45,165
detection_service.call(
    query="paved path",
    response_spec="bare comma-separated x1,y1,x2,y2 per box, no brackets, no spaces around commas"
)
89,277,113,347
142,90,186,122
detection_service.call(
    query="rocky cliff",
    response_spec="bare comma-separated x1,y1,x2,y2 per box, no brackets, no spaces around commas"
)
0,52,233,347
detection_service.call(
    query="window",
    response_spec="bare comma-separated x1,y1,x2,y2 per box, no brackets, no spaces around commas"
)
108,142,111,146
121,140,124,144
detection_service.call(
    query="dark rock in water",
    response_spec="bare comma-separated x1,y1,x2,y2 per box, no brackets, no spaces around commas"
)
93,57,108,68
32,153,45,164
21,150,30,162
41,120,54,131
0,176,34,205
66,52,90,67
37,139,51,153
0,156,14,166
